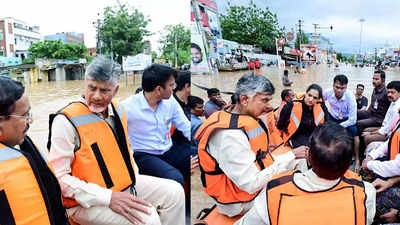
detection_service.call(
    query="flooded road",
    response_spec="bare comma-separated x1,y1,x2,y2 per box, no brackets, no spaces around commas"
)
190,64,400,222
26,74,142,157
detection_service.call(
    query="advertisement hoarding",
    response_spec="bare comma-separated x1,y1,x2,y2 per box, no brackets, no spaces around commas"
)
122,54,152,71
191,34,209,73
300,44,317,62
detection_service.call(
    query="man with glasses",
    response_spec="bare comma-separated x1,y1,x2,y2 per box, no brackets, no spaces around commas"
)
0,76,69,224
323,74,360,172
355,84,368,110
121,64,191,187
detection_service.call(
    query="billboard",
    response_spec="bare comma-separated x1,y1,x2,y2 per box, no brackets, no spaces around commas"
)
206,9,222,38
191,34,209,73
197,0,218,11
122,54,152,71
300,44,317,62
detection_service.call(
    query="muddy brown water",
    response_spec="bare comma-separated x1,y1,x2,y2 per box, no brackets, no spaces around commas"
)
26,75,142,157
190,64,400,223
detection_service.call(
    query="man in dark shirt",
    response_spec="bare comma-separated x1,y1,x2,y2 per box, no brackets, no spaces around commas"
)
357,70,391,132
355,84,368,110
204,88,226,118
172,71,190,145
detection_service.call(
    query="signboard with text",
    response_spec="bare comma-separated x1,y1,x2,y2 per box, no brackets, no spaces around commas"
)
300,44,317,62
122,54,152,71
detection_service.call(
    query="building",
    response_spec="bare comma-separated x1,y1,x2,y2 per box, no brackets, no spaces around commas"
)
0,17,41,60
44,32,84,45
88,47,97,57
143,40,151,55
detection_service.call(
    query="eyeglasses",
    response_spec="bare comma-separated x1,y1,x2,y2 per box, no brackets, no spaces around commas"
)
8,111,33,123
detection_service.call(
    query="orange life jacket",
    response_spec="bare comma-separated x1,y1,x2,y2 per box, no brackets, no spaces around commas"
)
266,170,367,225
197,205,242,225
259,111,284,147
50,101,136,208
388,122,400,160
282,100,325,143
195,110,274,204
0,139,63,225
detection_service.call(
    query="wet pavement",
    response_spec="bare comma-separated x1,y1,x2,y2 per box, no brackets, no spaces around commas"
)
190,64,400,223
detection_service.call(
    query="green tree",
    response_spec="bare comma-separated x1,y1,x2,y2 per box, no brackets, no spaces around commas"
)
336,52,347,62
27,40,87,60
100,2,151,64
220,1,285,53
348,55,355,63
151,51,158,60
295,32,310,49
159,24,190,67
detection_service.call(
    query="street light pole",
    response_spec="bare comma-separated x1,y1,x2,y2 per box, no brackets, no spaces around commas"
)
359,18,365,56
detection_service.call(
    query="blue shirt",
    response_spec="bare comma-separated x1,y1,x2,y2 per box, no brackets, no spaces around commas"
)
121,92,191,155
204,100,222,118
191,114,203,155
323,89,357,128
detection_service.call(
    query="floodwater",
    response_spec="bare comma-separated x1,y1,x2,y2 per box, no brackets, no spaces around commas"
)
26,74,142,157
190,64,400,222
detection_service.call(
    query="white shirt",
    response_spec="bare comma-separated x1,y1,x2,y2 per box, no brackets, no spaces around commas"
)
235,169,376,225
378,98,400,135
367,138,400,177
120,92,190,155
323,89,357,128
207,129,296,217
48,98,138,214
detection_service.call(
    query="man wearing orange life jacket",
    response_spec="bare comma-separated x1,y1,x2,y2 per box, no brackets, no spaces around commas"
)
0,76,69,225
235,122,376,225
277,83,329,147
48,56,185,225
195,74,308,217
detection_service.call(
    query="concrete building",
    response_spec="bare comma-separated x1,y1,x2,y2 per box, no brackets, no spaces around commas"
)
143,40,151,55
44,32,84,45
0,17,41,60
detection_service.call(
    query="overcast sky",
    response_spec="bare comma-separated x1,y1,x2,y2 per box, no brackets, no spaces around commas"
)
0,0,189,53
216,0,400,54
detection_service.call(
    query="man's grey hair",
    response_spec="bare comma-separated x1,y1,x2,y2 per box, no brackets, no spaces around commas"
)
235,74,275,97
85,55,122,85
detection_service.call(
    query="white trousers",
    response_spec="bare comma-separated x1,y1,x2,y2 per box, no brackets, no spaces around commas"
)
69,175,185,225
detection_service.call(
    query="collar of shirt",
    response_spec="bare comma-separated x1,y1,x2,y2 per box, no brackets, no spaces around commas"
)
333,90,347,102
293,169,341,191
78,97,114,119
374,86,385,94
138,91,164,111
174,93,187,108
394,97,400,109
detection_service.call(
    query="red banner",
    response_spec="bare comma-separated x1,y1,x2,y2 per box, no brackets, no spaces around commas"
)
197,0,218,11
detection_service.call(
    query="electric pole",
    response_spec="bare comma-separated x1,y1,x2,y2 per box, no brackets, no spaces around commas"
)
298,19,303,46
